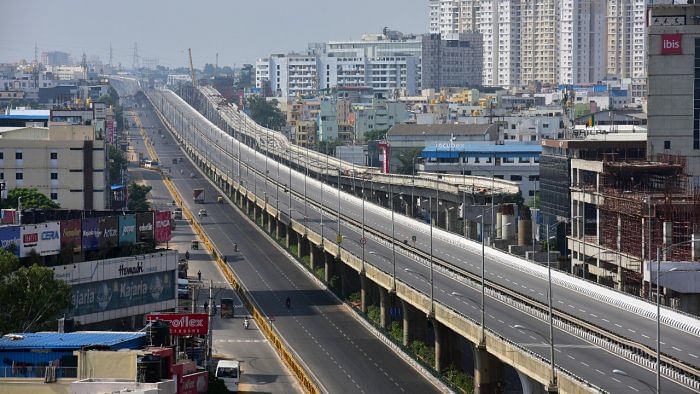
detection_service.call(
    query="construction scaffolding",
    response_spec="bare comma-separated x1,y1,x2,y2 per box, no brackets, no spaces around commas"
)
599,154,700,293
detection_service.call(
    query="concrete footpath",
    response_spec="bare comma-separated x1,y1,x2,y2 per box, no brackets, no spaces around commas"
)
128,110,301,394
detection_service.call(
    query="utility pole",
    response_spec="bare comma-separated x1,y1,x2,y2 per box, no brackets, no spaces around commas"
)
207,279,213,369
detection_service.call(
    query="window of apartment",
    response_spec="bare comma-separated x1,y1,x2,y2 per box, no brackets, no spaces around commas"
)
15,152,22,160
50,172,58,180
664,140,671,149
50,192,58,200
69,189,83,192
0,152,3,159
510,175,522,181
50,152,58,160
0,172,3,180
15,173,23,180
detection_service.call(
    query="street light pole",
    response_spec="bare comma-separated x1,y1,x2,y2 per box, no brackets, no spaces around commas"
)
429,195,434,315
546,223,557,390
656,247,661,394
390,182,396,292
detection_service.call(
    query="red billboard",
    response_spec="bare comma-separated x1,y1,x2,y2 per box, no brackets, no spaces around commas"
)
661,34,682,55
146,313,208,336
178,371,208,394
155,211,172,243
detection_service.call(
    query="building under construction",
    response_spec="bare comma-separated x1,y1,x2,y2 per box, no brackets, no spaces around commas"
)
569,154,700,301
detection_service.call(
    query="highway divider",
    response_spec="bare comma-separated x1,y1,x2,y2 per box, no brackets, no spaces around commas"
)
134,108,322,394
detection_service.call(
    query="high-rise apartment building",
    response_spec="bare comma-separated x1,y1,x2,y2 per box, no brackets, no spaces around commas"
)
520,0,559,86
559,0,607,85
429,0,479,34
478,0,521,87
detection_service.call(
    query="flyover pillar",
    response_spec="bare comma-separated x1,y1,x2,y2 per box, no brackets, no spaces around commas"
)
517,370,547,394
433,319,444,372
324,253,334,284
402,300,427,346
309,242,317,270
474,345,503,394
379,286,389,329
360,274,369,314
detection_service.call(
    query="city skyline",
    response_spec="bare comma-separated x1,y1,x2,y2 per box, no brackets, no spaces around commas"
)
0,0,427,69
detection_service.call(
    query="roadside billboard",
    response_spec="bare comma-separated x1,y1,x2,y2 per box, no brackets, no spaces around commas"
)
0,225,20,256
70,270,175,316
146,313,208,336
20,222,60,257
82,217,100,251
119,214,137,245
60,219,82,253
99,216,119,248
137,212,154,243
179,371,208,394
154,211,172,243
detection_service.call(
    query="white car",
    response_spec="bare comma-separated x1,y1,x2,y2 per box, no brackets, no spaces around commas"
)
198,208,208,217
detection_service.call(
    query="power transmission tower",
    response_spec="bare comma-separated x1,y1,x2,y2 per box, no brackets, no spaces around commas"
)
132,42,140,70
109,42,113,68
33,42,39,86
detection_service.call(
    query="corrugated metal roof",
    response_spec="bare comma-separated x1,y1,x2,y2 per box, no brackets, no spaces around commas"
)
0,331,146,350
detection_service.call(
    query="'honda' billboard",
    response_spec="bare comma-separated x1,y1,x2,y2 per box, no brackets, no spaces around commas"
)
146,313,208,336
20,222,60,257
155,211,172,243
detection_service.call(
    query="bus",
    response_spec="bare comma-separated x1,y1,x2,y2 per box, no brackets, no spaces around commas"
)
215,360,240,392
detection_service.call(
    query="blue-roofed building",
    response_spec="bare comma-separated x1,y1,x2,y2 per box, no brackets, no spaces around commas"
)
419,142,541,200
0,331,146,379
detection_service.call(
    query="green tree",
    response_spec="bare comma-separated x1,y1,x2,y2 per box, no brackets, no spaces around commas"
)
396,149,421,175
108,145,127,186
0,250,72,334
364,128,389,142
127,182,152,211
247,96,286,130
3,188,59,210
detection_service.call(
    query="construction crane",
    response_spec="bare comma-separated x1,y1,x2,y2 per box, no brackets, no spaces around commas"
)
188,48,196,86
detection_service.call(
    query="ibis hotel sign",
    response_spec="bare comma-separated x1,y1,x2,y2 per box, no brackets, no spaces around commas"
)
661,34,682,55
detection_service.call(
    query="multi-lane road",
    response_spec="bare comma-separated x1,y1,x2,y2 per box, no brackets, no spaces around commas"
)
144,84,700,393
128,92,444,394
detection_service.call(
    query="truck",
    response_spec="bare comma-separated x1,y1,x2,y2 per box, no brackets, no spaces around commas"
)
220,298,234,318
193,188,205,204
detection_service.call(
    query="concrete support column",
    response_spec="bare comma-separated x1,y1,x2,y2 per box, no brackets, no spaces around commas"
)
266,212,273,233
433,319,444,372
402,300,411,346
379,286,389,329
517,369,547,394
474,345,502,394
285,225,291,249
296,235,303,259
324,253,333,283
360,274,369,314
309,243,317,269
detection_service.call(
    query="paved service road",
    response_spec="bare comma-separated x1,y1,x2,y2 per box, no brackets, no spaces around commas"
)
147,86,699,393
131,102,442,394
128,113,301,394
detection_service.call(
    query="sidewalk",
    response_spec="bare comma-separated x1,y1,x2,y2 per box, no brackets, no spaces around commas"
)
128,110,301,393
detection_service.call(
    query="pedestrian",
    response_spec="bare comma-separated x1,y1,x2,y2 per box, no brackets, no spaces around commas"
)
197,270,202,281
204,301,209,312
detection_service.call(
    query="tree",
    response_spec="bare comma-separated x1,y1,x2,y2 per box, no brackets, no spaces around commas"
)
3,188,59,210
247,96,286,130
364,128,389,142
108,145,127,186
396,149,422,175
0,249,72,334
127,182,152,211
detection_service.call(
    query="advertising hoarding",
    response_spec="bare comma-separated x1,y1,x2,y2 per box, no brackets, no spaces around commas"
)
0,225,20,256
137,212,154,243
154,211,172,243
82,217,100,251
146,313,208,336
20,222,60,257
70,270,175,316
60,219,82,253
119,214,137,245
661,33,683,55
178,371,208,394
99,216,119,248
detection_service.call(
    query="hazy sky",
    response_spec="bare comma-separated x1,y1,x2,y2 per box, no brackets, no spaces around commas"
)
1,0,428,69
